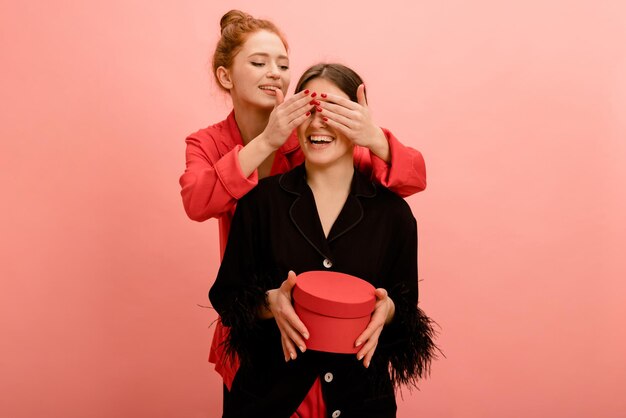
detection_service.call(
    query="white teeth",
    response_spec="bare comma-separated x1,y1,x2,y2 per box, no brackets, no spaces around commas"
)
309,135,333,144
260,86,278,91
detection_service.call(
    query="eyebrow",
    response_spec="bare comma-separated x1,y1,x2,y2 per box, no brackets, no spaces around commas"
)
248,52,289,60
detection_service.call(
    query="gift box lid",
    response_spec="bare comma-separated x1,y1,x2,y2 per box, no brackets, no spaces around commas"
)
293,271,376,319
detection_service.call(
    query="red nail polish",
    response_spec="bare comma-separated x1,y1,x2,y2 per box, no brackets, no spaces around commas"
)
309,100,316,105
321,93,327,98
311,92,317,98
306,111,311,116
323,117,328,122
304,89,310,94
316,106,322,112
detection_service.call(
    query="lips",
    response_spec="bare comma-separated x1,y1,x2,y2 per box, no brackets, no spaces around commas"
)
259,85,280,92
308,135,334,145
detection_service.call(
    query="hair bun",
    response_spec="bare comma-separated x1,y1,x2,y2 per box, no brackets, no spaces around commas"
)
220,10,251,33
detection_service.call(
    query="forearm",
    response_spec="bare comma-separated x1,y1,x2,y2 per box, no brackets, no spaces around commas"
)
367,127,391,163
237,133,279,177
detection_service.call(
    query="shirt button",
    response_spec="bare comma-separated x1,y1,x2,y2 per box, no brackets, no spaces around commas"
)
323,258,333,268
324,372,333,383
332,410,341,418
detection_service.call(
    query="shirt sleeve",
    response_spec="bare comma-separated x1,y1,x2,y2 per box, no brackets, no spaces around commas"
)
208,189,277,367
353,128,427,198
377,208,438,388
179,134,258,222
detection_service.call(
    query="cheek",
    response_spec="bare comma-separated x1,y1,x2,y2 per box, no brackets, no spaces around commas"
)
283,72,291,90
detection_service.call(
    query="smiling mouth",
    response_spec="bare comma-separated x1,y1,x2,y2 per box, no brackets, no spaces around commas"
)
259,85,279,91
308,135,334,144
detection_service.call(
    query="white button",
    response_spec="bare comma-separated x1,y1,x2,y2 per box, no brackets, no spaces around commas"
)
324,372,333,383
323,258,333,268
332,410,341,418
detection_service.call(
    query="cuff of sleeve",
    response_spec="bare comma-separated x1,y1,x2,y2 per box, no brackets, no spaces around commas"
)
379,128,427,196
214,144,259,199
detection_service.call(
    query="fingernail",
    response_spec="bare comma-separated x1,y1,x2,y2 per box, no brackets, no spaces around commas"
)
304,89,310,94
285,355,290,362
316,106,322,112
290,352,296,360
309,100,320,105
299,345,306,353
358,354,364,360
321,93,327,98
303,333,309,340
311,92,317,98
355,341,362,347
306,111,311,117
322,117,328,122
365,361,370,368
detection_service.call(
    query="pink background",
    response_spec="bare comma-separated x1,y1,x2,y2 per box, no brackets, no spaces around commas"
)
1,1,625,417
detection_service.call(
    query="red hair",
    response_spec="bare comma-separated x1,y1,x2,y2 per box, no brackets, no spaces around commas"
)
212,10,289,91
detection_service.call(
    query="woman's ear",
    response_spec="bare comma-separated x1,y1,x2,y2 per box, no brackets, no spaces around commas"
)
216,66,233,90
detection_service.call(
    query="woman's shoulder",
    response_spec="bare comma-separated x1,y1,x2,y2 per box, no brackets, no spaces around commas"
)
185,112,239,147
371,184,417,223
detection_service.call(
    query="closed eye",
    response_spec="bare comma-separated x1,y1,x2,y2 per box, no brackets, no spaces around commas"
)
251,62,265,67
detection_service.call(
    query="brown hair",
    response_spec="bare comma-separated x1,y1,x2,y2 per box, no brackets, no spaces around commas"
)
294,63,365,103
212,10,289,91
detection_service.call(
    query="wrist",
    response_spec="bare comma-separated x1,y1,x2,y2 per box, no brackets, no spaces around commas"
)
369,127,391,163
256,132,281,153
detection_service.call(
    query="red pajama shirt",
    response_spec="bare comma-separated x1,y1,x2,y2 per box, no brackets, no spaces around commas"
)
179,110,426,416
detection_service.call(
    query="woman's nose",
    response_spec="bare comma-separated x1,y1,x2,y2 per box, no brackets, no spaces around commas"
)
310,111,326,128
266,64,280,79
266,71,280,79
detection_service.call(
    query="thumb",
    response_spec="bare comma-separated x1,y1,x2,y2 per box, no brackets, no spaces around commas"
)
282,270,297,291
374,288,388,301
357,83,368,107
275,88,285,107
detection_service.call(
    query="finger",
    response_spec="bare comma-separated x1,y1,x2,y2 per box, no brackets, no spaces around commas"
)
320,100,362,121
279,271,309,338
281,333,297,361
356,327,382,363
281,335,290,361
357,84,368,108
282,306,310,341
375,288,388,301
354,318,383,347
354,300,387,346
288,108,313,130
321,112,356,138
276,315,307,351
318,93,360,111
362,342,378,368
281,90,316,115
275,88,284,107
284,270,297,290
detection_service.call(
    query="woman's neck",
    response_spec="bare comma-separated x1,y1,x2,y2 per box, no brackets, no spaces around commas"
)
305,153,354,238
232,100,272,145
305,153,354,196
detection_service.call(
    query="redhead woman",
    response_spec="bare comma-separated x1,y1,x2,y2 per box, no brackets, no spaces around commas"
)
210,63,436,418
179,9,428,417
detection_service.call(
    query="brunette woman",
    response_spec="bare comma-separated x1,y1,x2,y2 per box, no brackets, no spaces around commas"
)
210,63,436,418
